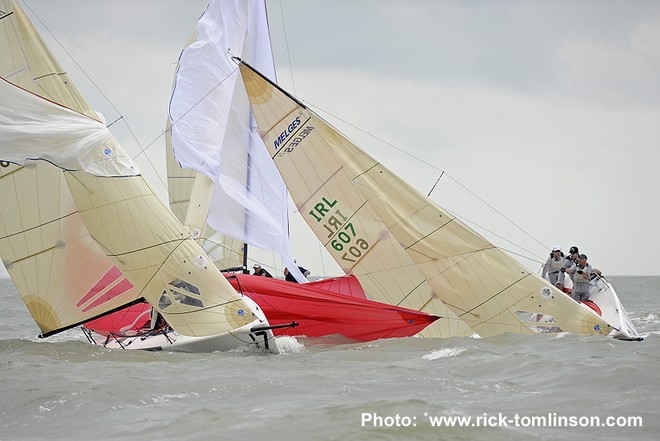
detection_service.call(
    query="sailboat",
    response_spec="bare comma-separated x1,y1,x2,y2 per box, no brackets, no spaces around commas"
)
0,0,280,353
164,0,444,342
235,58,642,342
0,0,439,349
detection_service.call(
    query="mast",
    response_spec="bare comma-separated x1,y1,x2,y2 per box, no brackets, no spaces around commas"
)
242,243,249,273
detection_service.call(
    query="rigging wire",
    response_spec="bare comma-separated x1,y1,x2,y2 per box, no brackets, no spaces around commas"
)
276,0,335,275
20,1,144,151
277,0,296,96
20,0,181,208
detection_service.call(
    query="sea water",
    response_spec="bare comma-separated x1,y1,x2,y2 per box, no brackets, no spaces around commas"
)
1,276,658,441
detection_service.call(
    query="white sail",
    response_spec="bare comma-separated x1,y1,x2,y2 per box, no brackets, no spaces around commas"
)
163,31,246,273
238,61,614,338
166,123,246,271
168,0,305,282
0,0,267,341
0,77,138,176
0,0,143,336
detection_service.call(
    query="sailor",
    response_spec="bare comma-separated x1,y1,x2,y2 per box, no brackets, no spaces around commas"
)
567,253,593,301
557,245,579,293
284,264,310,283
541,246,564,287
252,263,273,278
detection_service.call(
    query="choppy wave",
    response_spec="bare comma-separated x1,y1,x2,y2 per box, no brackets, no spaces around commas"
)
1,277,659,440
275,335,305,353
422,347,468,360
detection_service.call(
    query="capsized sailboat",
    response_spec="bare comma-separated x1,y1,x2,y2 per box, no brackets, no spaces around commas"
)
163,0,452,343
547,269,641,341
236,58,641,341
0,0,279,352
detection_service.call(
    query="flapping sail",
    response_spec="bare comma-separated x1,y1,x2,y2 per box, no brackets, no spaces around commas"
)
0,0,263,339
166,133,245,271
0,0,143,336
238,60,613,338
0,77,138,175
168,0,306,282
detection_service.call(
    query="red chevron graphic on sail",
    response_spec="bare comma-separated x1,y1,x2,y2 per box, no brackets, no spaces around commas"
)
76,266,135,313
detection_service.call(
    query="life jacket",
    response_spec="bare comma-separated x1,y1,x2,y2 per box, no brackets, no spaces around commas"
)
548,257,563,272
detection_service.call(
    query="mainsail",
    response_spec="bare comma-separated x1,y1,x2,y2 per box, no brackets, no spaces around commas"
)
0,0,143,337
237,60,613,338
0,0,264,340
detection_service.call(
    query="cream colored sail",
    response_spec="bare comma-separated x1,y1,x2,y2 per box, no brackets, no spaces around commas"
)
0,0,142,336
239,61,613,338
0,0,259,337
63,171,256,336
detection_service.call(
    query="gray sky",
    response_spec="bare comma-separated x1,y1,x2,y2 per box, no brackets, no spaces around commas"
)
7,0,660,277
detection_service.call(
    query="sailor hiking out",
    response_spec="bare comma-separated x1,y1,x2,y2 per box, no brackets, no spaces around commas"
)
567,253,593,301
542,246,564,286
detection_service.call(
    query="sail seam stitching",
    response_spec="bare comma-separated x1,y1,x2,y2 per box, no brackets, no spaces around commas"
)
404,217,454,251
460,272,532,321
103,239,187,258
351,162,381,181
296,166,346,209
0,211,78,241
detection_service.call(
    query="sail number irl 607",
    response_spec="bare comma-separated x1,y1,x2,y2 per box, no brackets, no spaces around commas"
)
308,197,369,263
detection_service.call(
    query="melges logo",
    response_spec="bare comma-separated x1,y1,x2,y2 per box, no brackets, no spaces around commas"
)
274,116,301,150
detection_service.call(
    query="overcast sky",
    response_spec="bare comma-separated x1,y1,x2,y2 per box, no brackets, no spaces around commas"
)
6,0,660,277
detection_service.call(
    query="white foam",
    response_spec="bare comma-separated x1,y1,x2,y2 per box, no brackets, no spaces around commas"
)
274,336,305,353
422,347,467,360
637,313,657,323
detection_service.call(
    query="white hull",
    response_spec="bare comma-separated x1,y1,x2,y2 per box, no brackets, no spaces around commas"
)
556,275,641,341
96,320,279,353
588,277,642,341
91,296,281,353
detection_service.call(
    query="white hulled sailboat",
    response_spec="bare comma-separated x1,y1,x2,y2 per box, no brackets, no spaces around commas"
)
0,0,279,352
